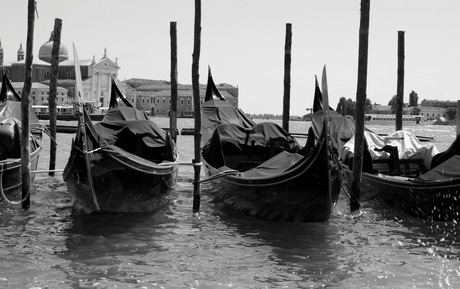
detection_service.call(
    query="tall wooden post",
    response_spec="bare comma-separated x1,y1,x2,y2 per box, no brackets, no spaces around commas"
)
170,21,178,143
350,0,370,212
282,23,292,132
341,97,347,116
396,31,405,131
21,0,36,209
456,100,460,136
192,0,202,212
49,18,62,176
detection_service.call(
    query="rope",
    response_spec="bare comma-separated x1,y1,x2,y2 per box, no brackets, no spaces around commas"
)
195,169,239,184
31,169,64,174
0,170,29,205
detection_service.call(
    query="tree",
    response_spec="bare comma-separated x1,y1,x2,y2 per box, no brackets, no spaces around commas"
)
335,97,372,117
388,95,397,113
365,98,373,113
336,97,347,115
409,90,418,107
345,98,356,117
446,107,456,120
411,106,421,115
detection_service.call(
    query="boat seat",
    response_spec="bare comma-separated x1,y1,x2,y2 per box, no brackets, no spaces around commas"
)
373,158,427,177
374,145,401,175
267,137,290,158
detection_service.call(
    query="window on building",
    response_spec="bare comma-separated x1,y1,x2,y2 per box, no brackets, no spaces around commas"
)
163,98,166,104
181,98,184,105
187,99,190,105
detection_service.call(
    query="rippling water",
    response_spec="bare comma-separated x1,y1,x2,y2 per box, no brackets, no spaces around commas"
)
1,118,459,288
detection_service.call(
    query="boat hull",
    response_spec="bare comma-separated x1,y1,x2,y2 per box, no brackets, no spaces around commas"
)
361,173,460,221
65,149,178,214
0,147,42,203
203,146,341,222
37,113,104,121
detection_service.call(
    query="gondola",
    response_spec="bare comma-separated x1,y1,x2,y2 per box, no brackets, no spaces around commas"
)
313,81,460,221
200,67,341,222
0,75,42,205
63,45,179,214
339,129,460,221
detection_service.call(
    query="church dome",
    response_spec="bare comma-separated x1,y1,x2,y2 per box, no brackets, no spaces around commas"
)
38,31,69,63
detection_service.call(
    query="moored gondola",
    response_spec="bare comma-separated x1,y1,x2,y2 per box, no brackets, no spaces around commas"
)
200,67,341,222
63,45,179,214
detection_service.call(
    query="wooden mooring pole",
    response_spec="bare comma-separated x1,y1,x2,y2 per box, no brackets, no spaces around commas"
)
282,23,292,133
350,0,370,212
192,0,202,213
456,100,460,136
21,0,36,209
170,21,178,143
49,18,62,176
396,31,405,131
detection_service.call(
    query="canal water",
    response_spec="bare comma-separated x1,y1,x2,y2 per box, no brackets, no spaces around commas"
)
0,118,459,288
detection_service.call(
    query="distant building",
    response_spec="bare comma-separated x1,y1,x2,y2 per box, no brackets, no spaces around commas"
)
0,32,119,108
0,35,239,115
369,102,447,122
124,79,239,117
420,99,457,108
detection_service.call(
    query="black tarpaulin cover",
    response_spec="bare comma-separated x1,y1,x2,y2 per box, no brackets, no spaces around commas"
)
201,99,255,147
238,150,304,178
202,122,300,169
420,155,460,181
0,102,40,160
0,100,40,126
94,119,176,163
102,106,149,122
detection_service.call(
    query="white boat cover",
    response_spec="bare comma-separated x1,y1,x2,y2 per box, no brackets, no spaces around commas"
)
311,109,439,169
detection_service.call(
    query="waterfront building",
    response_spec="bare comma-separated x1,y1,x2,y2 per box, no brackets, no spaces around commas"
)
0,33,119,109
0,35,239,116
123,79,239,117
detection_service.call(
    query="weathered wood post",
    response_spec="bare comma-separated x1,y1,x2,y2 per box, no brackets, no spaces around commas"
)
49,18,62,176
341,97,347,116
350,0,370,212
282,23,292,132
456,100,460,136
192,0,202,212
170,21,178,143
396,31,405,131
21,0,36,209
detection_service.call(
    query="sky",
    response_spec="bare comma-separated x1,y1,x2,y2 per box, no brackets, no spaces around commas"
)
1,0,460,116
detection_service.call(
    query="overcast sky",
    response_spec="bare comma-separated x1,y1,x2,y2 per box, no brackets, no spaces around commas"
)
1,1,459,116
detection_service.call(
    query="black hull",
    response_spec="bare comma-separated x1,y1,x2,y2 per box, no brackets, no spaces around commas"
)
64,147,178,214
203,138,341,222
361,173,460,221
37,114,104,121
0,147,42,204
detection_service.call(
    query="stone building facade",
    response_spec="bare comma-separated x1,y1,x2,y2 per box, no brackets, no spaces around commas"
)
0,35,239,115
